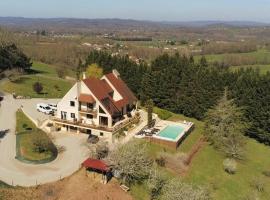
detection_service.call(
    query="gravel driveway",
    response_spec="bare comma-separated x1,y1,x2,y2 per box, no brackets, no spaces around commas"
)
0,94,89,187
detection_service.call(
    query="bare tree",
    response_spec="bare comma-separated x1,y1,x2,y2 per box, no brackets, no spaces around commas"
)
86,140,109,160
147,167,167,200
106,141,153,184
161,179,211,200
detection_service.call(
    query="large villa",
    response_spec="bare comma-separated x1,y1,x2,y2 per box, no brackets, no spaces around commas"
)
53,70,138,142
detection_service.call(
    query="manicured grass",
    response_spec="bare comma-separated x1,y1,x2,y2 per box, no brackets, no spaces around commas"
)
16,109,36,132
131,109,270,200
184,139,270,200
2,75,72,98
32,61,75,78
0,61,73,98
230,64,270,75
153,107,172,120
16,110,57,162
31,61,60,78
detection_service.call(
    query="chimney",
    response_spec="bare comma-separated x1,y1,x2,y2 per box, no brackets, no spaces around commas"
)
112,69,120,79
82,72,86,79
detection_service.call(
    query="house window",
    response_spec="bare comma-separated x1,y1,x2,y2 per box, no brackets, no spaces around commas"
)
86,114,93,119
99,106,105,114
87,103,93,109
71,113,75,118
61,111,67,120
70,101,75,107
100,132,104,136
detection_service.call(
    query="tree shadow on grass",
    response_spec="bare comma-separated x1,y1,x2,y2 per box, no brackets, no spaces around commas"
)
12,77,31,84
26,68,47,75
37,92,48,95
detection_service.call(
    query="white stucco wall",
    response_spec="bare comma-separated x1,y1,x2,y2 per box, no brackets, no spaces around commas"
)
56,81,113,127
56,83,79,121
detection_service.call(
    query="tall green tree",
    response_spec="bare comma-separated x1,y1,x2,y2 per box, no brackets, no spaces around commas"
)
146,99,154,128
0,43,32,73
204,89,249,159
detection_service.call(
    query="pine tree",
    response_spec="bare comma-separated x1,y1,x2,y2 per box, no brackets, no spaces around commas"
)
204,89,249,159
146,99,154,128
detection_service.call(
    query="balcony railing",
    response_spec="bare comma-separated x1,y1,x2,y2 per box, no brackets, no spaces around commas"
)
52,112,141,133
53,117,113,132
79,108,97,115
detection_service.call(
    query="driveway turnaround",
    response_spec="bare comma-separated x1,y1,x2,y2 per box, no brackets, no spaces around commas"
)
0,94,89,187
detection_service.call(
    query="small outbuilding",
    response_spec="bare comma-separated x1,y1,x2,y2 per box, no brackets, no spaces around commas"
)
82,158,111,184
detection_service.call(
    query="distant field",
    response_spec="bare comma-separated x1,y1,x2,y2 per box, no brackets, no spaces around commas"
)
195,49,270,66
131,108,270,200
230,64,270,75
0,62,73,98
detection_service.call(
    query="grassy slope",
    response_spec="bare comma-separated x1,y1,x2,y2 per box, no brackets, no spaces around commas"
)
1,62,73,98
131,109,270,200
16,110,55,161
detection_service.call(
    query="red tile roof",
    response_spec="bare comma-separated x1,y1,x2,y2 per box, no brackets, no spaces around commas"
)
82,158,109,172
105,73,137,104
82,72,137,116
78,94,95,103
83,78,110,100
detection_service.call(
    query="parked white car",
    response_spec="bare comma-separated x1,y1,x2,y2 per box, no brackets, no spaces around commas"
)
36,103,54,115
48,103,57,111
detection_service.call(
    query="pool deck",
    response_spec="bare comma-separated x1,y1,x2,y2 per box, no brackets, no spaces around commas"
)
153,120,193,142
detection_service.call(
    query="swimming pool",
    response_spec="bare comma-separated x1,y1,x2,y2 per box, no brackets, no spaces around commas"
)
157,125,185,140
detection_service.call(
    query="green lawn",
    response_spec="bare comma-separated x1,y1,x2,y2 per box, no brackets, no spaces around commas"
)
0,61,73,98
230,64,270,75
2,75,72,98
131,108,270,200
31,61,75,78
16,110,57,162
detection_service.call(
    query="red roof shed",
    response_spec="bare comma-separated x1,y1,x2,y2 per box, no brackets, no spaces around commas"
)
82,158,109,172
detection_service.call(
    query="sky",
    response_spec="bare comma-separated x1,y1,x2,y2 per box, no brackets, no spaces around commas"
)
0,0,269,22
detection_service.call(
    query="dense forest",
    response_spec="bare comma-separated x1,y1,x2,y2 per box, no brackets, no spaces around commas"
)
85,51,270,145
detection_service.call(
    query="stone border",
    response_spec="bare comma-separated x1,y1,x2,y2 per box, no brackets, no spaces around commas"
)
15,131,57,165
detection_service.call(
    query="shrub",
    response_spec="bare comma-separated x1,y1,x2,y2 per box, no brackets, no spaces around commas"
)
223,158,237,174
56,68,66,78
176,153,189,166
262,170,270,177
147,168,167,199
153,107,172,120
161,179,211,200
250,177,265,193
243,192,259,200
32,133,52,153
155,156,166,167
33,82,43,94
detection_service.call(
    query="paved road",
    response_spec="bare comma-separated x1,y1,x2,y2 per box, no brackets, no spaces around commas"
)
0,94,89,187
